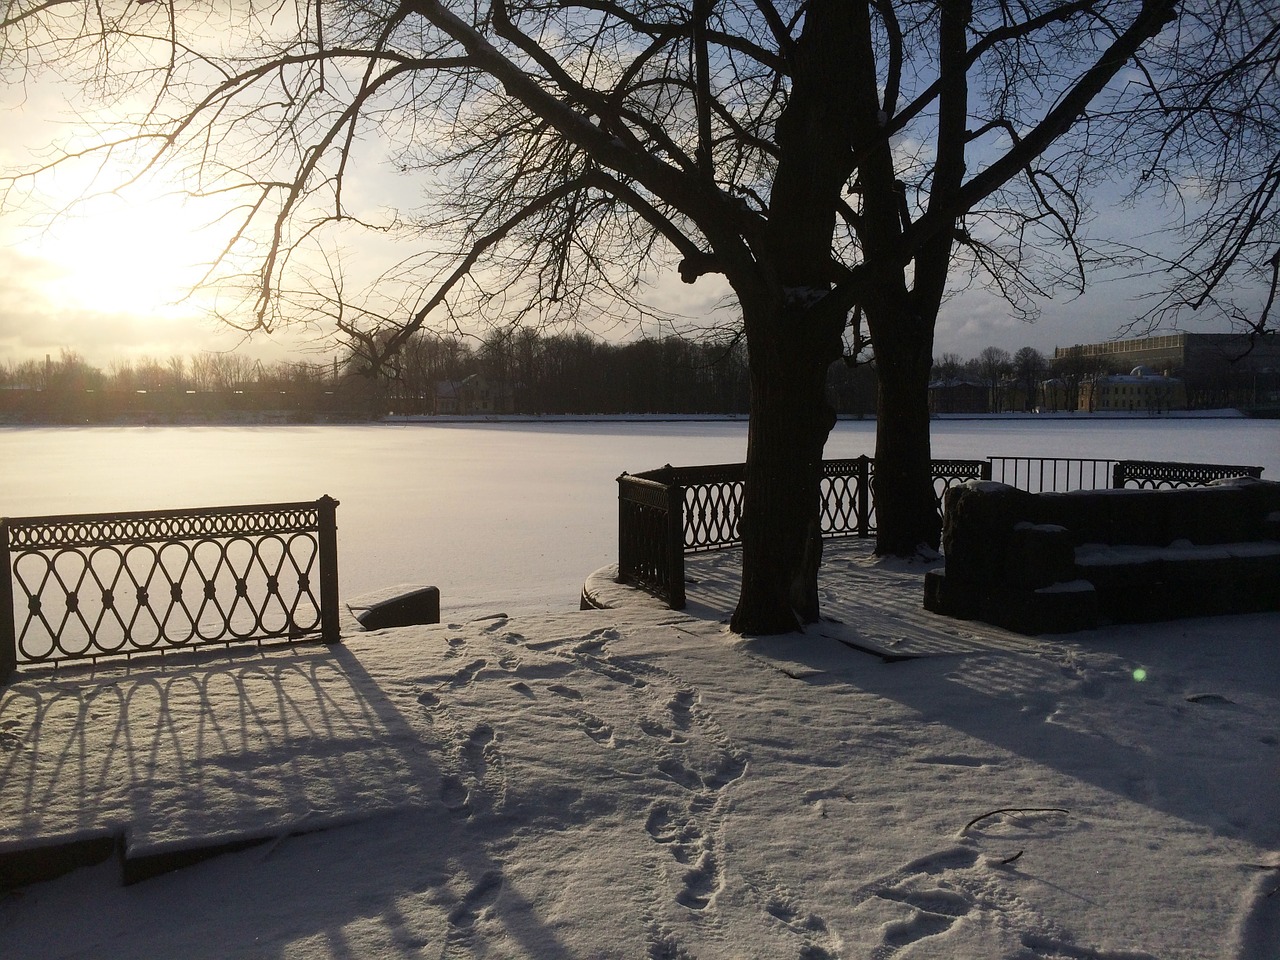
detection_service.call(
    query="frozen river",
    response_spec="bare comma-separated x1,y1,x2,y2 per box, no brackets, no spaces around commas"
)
2,417,1276,618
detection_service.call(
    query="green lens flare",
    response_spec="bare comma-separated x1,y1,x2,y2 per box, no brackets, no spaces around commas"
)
1133,668,1148,682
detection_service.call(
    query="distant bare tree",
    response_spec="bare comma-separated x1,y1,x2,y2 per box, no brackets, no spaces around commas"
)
189,352,256,393
1051,348,1116,412
932,353,966,383
1012,346,1048,411
6,0,1213,632
976,346,1013,413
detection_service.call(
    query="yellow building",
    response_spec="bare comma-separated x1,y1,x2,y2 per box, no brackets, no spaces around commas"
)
1078,366,1187,413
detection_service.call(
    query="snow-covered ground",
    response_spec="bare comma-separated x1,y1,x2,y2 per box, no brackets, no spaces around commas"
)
3,542,1277,959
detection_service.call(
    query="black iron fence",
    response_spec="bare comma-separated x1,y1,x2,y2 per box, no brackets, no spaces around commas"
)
987,457,1116,494
1,497,341,681
1112,459,1264,488
618,456,1266,608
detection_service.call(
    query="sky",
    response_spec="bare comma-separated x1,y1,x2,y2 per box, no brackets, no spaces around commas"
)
0,28,1246,371
2,542,1277,959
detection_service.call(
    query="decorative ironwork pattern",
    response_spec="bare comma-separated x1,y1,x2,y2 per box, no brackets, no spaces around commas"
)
820,457,873,537
7,503,322,550
2,498,340,677
1112,459,1264,489
675,465,746,551
929,459,991,516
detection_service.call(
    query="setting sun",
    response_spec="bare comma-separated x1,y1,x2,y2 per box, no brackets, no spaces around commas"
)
14,187,220,320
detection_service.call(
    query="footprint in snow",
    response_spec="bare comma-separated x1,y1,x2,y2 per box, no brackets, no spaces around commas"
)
448,659,487,688
579,711,615,747
572,627,620,653
547,683,583,701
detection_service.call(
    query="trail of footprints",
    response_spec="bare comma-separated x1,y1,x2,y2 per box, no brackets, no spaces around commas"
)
416,627,513,821
742,870,841,960
414,620,755,956
851,840,1161,960
412,622,1187,959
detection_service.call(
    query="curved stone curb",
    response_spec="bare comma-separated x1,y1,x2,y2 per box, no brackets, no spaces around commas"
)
580,563,668,612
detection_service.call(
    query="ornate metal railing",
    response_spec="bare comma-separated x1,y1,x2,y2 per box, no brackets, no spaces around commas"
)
1,497,341,681
1112,459,1264,488
618,455,1265,609
618,457,990,609
617,475,686,609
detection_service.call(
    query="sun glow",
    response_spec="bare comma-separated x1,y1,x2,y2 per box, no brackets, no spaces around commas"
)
15,188,223,320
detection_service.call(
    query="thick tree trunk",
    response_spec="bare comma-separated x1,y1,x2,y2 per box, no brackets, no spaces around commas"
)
730,307,838,634
872,319,941,556
726,0,855,634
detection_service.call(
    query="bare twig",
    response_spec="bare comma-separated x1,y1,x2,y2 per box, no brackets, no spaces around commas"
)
961,807,1070,835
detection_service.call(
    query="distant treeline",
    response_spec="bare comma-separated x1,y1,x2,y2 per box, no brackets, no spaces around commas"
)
366,329,883,416
0,334,883,422
0,350,353,423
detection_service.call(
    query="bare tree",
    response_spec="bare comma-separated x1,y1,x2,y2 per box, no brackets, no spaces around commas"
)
976,346,1013,413
1118,0,1280,338
4,0,1197,632
932,353,966,383
1052,347,1116,411
1012,346,1048,411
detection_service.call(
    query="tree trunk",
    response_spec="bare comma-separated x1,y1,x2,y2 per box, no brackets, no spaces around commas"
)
871,318,940,556
726,0,856,633
730,302,840,635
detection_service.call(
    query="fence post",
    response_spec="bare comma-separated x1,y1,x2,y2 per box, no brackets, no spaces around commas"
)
317,496,342,644
616,474,633,583
1111,462,1126,489
666,483,686,610
855,456,872,538
0,520,14,684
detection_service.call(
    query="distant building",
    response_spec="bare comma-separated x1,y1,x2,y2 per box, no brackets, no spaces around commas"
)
1078,366,1187,413
1054,332,1280,411
434,375,514,415
928,377,988,414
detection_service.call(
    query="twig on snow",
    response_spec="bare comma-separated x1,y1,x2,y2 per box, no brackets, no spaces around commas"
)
961,807,1070,835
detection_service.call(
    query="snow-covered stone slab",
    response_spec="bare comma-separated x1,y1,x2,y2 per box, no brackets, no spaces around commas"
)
346,584,441,630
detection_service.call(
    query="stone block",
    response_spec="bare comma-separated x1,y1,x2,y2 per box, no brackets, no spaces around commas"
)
1164,486,1249,544
350,585,441,630
1218,478,1280,539
980,581,1099,635
1226,545,1280,613
1156,548,1235,618
1075,552,1167,623
1103,489,1172,546
1004,523,1075,589
941,482,1034,596
1263,511,1280,542
1032,490,1111,545
923,568,979,619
